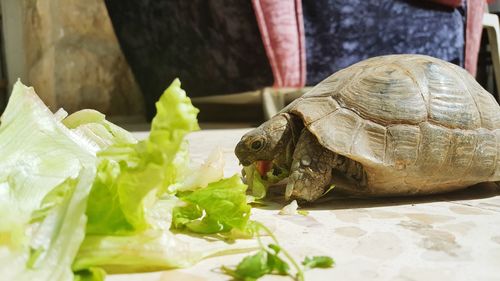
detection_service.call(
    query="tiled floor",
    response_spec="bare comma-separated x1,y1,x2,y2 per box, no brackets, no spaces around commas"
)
109,129,500,281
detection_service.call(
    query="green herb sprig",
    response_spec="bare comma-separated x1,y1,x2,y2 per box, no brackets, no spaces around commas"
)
221,222,334,281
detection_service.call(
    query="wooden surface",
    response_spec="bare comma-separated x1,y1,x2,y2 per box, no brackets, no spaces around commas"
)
108,129,500,281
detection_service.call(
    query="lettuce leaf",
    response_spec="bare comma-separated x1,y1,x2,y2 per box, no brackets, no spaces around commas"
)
172,148,226,192
243,166,268,199
85,78,199,235
172,175,251,234
74,195,205,272
63,109,137,148
74,184,256,274
243,164,289,200
0,81,97,281
301,256,334,269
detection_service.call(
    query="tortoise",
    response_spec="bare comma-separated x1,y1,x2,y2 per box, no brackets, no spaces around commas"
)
235,54,500,202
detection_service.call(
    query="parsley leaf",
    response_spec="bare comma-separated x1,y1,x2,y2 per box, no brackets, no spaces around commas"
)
222,250,269,280
221,244,291,281
221,222,303,281
266,244,289,275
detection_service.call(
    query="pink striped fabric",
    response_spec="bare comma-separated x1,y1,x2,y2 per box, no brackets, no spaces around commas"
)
465,0,486,77
252,0,306,88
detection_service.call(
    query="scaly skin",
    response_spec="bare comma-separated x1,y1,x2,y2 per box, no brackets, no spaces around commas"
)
286,129,336,201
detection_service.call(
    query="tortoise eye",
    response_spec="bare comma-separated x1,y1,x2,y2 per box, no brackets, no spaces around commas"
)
251,139,263,151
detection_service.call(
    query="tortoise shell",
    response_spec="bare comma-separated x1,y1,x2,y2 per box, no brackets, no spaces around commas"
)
284,54,500,195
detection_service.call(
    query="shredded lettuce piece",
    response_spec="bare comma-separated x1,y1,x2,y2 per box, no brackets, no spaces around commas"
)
74,230,233,274
244,166,268,199
0,81,97,281
172,148,226,192
244,164,289,199
85,78,199,235
63,109,137,148
75,193,256,273
74,230,202,273
172,175,251,234
278,200,299,216
302,256,335,269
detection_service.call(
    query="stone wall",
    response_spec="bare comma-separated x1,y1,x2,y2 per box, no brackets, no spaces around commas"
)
23,0,144,116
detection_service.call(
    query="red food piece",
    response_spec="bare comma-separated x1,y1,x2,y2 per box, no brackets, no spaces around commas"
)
256,161,272,177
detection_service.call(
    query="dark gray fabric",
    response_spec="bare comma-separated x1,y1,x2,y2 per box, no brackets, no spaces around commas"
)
105,0,273,119
302,0,466,85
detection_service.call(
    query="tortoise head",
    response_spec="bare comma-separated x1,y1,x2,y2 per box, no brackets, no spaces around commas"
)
235,113,299,167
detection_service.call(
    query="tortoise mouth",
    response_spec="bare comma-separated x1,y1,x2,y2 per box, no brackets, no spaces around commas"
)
255,160,272,177
244,160,289,182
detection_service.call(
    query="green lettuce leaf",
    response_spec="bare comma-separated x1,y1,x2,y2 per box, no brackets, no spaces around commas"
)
63,109,137,148
85,78,199,235
244,164,289,200
243,166,268,199
0,81,97,281
171,148,226,193
172,175,251,234
74,194,256,273
74,230,201,272
74,195,202,272
301,256,335,269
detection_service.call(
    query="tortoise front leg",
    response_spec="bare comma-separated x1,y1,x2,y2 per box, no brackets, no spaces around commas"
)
286,129,335,202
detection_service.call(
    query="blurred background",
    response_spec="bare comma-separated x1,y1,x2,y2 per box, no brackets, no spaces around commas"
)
0,0,499,130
